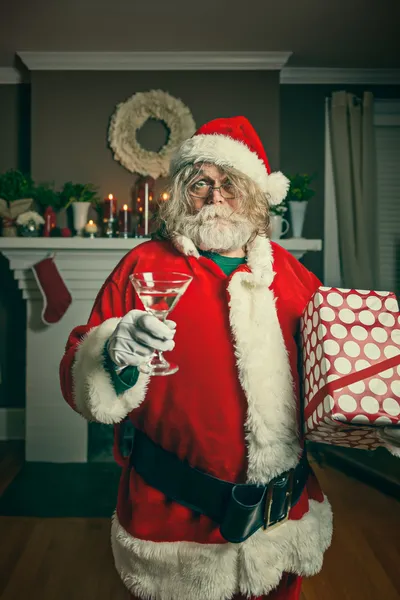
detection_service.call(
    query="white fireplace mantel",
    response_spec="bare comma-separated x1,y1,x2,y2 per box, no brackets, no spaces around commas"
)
0,237,322,462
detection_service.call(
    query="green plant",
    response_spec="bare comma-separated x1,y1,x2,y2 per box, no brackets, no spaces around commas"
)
61,182,100,210
32,182,64,211
287,173,316,203
0,170,34,202
270,199,288,216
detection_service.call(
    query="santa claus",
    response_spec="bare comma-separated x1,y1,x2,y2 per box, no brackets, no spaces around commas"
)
60,116,397,600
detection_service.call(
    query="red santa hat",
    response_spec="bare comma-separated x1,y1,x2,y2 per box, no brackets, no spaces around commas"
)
170,116,289,205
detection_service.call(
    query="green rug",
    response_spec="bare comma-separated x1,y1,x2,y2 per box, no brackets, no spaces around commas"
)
0,462,121,518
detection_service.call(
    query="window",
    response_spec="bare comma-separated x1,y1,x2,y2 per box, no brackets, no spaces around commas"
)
374,101,400,295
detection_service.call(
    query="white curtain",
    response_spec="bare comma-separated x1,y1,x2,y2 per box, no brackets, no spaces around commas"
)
324,98,342,287
328,91,378,289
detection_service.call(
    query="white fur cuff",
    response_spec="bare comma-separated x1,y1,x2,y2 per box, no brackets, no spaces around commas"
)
72,318,150,423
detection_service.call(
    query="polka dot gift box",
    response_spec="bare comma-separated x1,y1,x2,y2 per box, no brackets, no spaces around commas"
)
301,287,400,450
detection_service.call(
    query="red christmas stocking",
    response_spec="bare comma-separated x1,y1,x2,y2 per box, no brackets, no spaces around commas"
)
32,257,72,325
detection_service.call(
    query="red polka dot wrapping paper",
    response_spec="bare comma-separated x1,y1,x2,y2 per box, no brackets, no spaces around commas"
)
300,287,400,450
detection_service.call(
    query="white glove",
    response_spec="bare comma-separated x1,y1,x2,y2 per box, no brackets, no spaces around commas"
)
107,310,176,369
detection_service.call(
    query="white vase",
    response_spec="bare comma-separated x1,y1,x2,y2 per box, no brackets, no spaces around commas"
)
72,202,91,236
269,215,290,241
289,201,308,238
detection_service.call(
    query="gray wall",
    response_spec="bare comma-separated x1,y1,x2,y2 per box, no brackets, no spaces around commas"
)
0,84,30,172
0,85,19,171
31,71,280,206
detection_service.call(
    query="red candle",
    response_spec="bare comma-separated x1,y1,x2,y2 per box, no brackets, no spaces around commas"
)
118,204,132,238
43,206,56,237
103,193,116,219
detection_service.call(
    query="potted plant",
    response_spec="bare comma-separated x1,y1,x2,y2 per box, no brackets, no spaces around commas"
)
60,182,99,236
0,170,35,236
32,182,63,212
287,173,316,238
269,199,289,241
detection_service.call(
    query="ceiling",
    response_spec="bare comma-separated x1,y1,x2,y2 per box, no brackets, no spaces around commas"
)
1,0,399,69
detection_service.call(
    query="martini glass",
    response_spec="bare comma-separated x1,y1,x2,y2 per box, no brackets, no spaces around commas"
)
129,271,193,376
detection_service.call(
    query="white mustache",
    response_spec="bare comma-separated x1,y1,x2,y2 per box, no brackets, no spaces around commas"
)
191,204,244,224
175,204,254,252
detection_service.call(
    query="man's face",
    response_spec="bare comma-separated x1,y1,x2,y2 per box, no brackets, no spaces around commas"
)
173,164,255,253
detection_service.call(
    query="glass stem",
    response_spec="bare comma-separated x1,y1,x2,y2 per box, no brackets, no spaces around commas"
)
151,316,170,368
151,350,169,368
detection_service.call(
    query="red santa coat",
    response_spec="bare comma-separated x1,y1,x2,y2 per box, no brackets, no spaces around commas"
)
60,235,332,600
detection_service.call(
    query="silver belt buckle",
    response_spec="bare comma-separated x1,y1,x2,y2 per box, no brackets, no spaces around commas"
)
263,469,294,533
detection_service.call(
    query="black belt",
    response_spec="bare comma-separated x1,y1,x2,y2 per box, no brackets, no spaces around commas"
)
129,429,309,544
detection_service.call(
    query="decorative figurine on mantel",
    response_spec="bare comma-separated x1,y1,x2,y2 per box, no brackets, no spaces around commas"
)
16,210,45,236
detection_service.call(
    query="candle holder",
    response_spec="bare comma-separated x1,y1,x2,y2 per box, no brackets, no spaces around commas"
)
103,218,117,238
84,219,99,238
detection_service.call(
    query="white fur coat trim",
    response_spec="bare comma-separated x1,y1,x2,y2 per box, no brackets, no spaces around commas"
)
172,234,300,481
228,237,301,480
170,134,289,204
228,269,301,481
72,318,150,423
111,497,333,600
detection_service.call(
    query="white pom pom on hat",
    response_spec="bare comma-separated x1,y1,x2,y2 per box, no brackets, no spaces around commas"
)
170,116,289,205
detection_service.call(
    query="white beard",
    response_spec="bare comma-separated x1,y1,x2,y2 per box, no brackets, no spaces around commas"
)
174,205,254,253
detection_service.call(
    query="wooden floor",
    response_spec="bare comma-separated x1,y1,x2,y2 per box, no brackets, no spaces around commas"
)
0,445,399,600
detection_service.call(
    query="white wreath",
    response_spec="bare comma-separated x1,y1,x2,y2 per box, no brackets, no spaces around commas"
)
108,89,196,179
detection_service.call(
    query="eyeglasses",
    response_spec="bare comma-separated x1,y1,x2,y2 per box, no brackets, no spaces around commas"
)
188,180,237,200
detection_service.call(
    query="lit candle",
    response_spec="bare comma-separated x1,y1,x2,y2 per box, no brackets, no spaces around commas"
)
103,193,116,219
85,219,98,238
118,203,132,238
144,183,149,236
161,192,170,201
